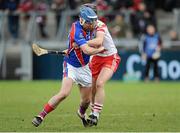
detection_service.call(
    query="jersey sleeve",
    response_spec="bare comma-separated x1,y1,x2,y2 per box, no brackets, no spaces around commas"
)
74,27,87,47
96,20,106,33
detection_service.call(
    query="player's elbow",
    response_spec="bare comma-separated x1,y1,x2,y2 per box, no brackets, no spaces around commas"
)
81,44,93,55
83,48,92,55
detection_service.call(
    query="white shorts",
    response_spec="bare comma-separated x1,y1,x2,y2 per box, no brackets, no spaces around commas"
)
63,61,92,87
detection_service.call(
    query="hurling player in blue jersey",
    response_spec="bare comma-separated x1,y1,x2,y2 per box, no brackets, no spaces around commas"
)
32,6,104,127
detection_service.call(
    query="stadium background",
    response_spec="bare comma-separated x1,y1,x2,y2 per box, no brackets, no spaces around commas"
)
0,0,180,81
0,0,180,132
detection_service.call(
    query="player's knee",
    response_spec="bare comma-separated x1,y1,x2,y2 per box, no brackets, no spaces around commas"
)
96,80,104,89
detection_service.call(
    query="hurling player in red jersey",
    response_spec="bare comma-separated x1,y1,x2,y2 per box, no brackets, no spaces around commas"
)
82,3,121,126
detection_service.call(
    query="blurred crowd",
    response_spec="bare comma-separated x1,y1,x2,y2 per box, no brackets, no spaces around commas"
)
0,0,179,41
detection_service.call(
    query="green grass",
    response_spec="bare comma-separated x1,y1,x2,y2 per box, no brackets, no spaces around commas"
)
0,81,180,132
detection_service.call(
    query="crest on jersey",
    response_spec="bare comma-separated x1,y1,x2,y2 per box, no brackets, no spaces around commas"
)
79,32,84,39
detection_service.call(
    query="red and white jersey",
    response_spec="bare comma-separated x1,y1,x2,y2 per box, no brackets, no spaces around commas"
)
95,20,117,56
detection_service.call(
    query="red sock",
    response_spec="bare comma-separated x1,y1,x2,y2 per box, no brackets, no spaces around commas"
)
39,103,54,118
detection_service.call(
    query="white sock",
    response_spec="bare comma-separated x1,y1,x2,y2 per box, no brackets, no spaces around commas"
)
93,112,99,119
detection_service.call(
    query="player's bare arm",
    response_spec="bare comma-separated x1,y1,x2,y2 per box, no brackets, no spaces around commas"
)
62,39,104,56
80,43,104,55
87,31,105,47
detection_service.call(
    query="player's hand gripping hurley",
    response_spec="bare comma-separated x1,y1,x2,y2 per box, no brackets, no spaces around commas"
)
32,43,67,56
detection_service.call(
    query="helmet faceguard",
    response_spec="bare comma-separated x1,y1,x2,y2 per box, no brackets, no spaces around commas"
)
80,17,97,27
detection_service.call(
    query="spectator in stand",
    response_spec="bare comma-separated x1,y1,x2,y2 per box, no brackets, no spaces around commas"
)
35,0,49,38
18,0,34,37
67,0,80,22
94,0,110,23
110,0,134,27
68,0,78,10
143,0,157,27
140,25,162,81
143,0,156,14
130,2,156,37
0,0,6,10
131,0,142,11
5,0,20,40
169,30,179,41
51,0,66,34
109,13,130,38
164,0,180,11
111,0,133,10
18,0,34,21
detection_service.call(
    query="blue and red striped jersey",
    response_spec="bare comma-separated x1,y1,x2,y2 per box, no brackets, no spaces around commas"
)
64,21,94,67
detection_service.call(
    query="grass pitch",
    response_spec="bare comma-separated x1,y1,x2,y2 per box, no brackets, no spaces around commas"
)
0,81,180,132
